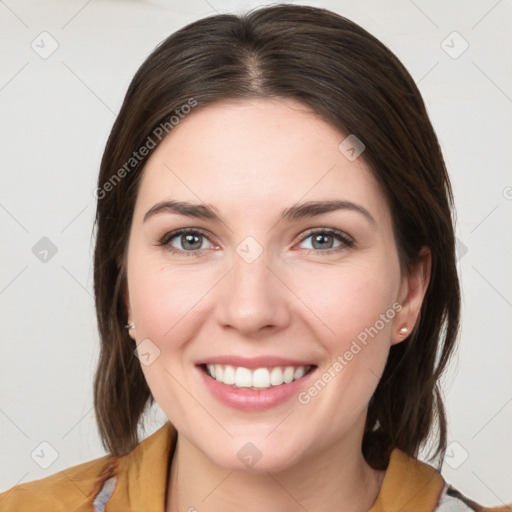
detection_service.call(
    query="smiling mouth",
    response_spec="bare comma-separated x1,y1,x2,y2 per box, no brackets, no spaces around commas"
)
200,363,316,390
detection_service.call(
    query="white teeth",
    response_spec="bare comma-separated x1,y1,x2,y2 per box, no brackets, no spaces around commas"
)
283,366,294,383
235,367,252,387
269,367,284,386
294,366,306,380
223,365,236,385
252,368,270,388
205,364,311,389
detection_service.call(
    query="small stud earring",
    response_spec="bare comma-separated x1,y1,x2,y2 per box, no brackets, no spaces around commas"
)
399,326,408,335
125,322,135,330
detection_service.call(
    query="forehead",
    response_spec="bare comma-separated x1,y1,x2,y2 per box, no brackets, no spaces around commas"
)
134,98,390,224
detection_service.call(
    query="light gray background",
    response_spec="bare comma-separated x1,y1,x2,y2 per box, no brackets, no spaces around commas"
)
1,0,511,505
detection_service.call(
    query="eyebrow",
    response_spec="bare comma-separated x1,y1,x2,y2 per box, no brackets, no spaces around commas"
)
143,199,376,226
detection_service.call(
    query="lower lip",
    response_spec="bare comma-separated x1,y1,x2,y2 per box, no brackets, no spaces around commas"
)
197,366,317,411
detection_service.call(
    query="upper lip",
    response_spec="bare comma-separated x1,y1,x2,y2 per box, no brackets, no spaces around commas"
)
198,355,316,369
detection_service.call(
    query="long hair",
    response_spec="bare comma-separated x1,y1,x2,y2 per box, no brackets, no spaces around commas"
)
93,4,460,470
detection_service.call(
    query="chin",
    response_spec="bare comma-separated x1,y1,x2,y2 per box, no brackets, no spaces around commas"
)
198,436,305,474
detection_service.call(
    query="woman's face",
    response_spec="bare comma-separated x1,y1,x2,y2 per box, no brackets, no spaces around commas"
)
125,98,427,471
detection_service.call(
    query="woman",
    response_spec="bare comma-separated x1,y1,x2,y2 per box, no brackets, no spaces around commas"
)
1,4,510,511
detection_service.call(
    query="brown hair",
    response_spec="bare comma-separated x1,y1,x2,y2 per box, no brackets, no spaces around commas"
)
93,3,460,470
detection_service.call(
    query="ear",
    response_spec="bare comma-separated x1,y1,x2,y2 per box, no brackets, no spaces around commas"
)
124,283,136,341
391,246,431,346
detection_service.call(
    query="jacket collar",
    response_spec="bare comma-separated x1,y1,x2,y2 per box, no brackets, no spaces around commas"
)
370,448,445,511
108,421,444,511
107,421,177,511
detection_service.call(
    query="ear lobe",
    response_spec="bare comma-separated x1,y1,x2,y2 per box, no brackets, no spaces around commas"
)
392,246,431,346
124,284,137,340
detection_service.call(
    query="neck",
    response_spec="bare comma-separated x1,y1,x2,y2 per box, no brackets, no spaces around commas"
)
166,426,385,512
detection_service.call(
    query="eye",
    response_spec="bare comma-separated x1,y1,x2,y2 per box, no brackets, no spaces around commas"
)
296,228,354,254
158,228,215,255
157,227,354,256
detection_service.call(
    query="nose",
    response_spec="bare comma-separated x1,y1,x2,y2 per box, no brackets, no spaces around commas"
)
215,246,292,337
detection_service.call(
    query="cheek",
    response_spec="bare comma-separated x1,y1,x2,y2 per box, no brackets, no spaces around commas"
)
291,259,400,352
131,265,207,339
292,265,399,427
127,260,217,416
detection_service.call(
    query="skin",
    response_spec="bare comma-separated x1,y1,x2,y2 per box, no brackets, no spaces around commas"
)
124,98,430,512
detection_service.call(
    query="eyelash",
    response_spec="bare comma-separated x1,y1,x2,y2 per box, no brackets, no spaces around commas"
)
157,227,354,256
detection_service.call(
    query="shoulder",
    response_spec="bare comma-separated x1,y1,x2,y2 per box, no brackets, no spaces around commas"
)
0,422,176,511
0,454,118,511
380,448,511,512
435,483,512,512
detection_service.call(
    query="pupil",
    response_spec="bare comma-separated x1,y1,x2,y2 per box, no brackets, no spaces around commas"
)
183,234,201,250
313,234,332,250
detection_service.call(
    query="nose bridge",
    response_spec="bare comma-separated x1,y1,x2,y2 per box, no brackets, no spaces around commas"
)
216,236,290,334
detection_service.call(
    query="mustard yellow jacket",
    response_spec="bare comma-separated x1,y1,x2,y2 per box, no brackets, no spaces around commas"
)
1,422,510,511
